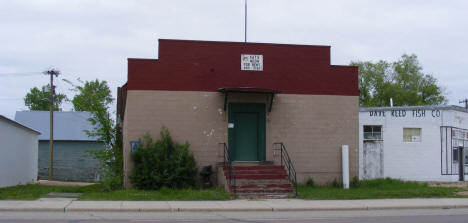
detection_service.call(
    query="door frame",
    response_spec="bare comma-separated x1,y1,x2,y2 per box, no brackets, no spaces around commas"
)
228,103,266,161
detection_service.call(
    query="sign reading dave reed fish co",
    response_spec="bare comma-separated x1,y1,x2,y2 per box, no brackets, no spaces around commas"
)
367,108,441,118
241,54,263,71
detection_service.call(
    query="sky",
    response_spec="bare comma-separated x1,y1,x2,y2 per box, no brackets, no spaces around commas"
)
1,0,467,119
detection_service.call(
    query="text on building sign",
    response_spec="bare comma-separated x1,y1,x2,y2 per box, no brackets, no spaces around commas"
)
368,109,441,118
241,54,263,71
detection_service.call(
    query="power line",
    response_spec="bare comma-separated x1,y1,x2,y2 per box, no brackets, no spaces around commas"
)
0,97,23,100
0,72,42,76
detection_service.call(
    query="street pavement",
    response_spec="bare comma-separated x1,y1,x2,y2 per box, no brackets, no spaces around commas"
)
1,208,468,222
1,198,468,212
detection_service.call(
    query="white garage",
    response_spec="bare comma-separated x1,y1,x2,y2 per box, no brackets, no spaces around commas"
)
0,115,40,188
359,105,468,182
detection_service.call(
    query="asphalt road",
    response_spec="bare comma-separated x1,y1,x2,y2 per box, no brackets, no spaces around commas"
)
1,208,468,223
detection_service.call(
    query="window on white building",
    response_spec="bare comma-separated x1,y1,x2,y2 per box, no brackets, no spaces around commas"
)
364,125,382,140
403,128,421,142
453,147,460,162
453,147,468,164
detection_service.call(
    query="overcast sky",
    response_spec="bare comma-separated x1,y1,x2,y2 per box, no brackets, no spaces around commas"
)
1,0,467,119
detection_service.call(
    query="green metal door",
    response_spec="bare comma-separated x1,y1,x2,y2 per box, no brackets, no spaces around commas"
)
228,103,266,161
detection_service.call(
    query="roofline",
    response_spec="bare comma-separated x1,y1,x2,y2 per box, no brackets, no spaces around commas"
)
331,65,359,68
127,58,158,61
0,115,40,135
15,111,92,114
360,105,468,113
158,38,332,48
39,139,103,142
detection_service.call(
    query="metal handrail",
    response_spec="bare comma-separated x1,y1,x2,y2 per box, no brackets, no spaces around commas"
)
219,143,236,195
273,142,297,196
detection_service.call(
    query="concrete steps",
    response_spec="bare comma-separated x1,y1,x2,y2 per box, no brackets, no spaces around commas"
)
223,165,295,198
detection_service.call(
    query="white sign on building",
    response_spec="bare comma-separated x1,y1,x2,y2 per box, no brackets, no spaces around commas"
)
452,128,468,140
241,54,263,71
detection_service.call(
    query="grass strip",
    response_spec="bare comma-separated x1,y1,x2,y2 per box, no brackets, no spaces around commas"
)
0,184,229,201
79,187,230,201
298,178,465,200
0,184,100,200
1,178,465,200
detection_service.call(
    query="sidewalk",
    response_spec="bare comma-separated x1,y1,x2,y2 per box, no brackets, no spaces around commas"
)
1,198,468,212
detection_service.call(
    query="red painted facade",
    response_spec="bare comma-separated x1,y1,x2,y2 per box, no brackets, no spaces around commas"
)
126,39,358,96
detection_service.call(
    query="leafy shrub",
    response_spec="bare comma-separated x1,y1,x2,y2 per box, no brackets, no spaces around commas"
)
305,178,315,187
330,178,342,188
130,127,197,190
350,176,361,188
86,123,124,191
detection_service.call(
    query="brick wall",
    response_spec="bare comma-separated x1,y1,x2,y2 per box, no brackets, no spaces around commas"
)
127,39,358,96
123,90,358,188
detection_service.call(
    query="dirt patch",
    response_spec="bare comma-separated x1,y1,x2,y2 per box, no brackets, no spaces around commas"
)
36,180,95,187
424,181,468,196
425,181,468,188
44,192,83,198
456,191,468,196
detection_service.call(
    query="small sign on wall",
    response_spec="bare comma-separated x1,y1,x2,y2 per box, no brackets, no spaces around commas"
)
452,129,468,140
130,140,141,152
241,54,263,71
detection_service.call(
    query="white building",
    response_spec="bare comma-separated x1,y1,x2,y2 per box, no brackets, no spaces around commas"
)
0,115,40,188
359,105,468,182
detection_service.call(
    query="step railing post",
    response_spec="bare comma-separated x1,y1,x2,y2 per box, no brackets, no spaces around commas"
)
274,142,298,196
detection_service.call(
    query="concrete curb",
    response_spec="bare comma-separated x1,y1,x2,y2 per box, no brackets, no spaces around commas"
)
0,199,73,212
1,198,468,212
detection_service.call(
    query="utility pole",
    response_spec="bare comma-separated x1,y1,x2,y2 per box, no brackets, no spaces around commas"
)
44,69,60,181
460,99,468,109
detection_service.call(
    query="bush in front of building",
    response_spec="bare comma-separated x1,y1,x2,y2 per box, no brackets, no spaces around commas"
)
350,176,361,188
130,127,197,190
330,179,343,188
305,178,315,187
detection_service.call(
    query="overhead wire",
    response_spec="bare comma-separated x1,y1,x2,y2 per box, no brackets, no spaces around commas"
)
0,72,43,76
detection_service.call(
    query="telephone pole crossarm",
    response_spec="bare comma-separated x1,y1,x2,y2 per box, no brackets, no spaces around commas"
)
460,99,468,109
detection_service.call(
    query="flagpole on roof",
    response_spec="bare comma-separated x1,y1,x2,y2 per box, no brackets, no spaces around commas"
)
244,0,247,43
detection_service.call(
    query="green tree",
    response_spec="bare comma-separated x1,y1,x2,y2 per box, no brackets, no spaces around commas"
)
71,79,113,112
24,84,67,110
67,78,122,191
351,54,447,107
66,79,115,145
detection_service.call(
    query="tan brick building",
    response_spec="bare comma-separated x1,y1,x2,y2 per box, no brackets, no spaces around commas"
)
118,39,359,191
